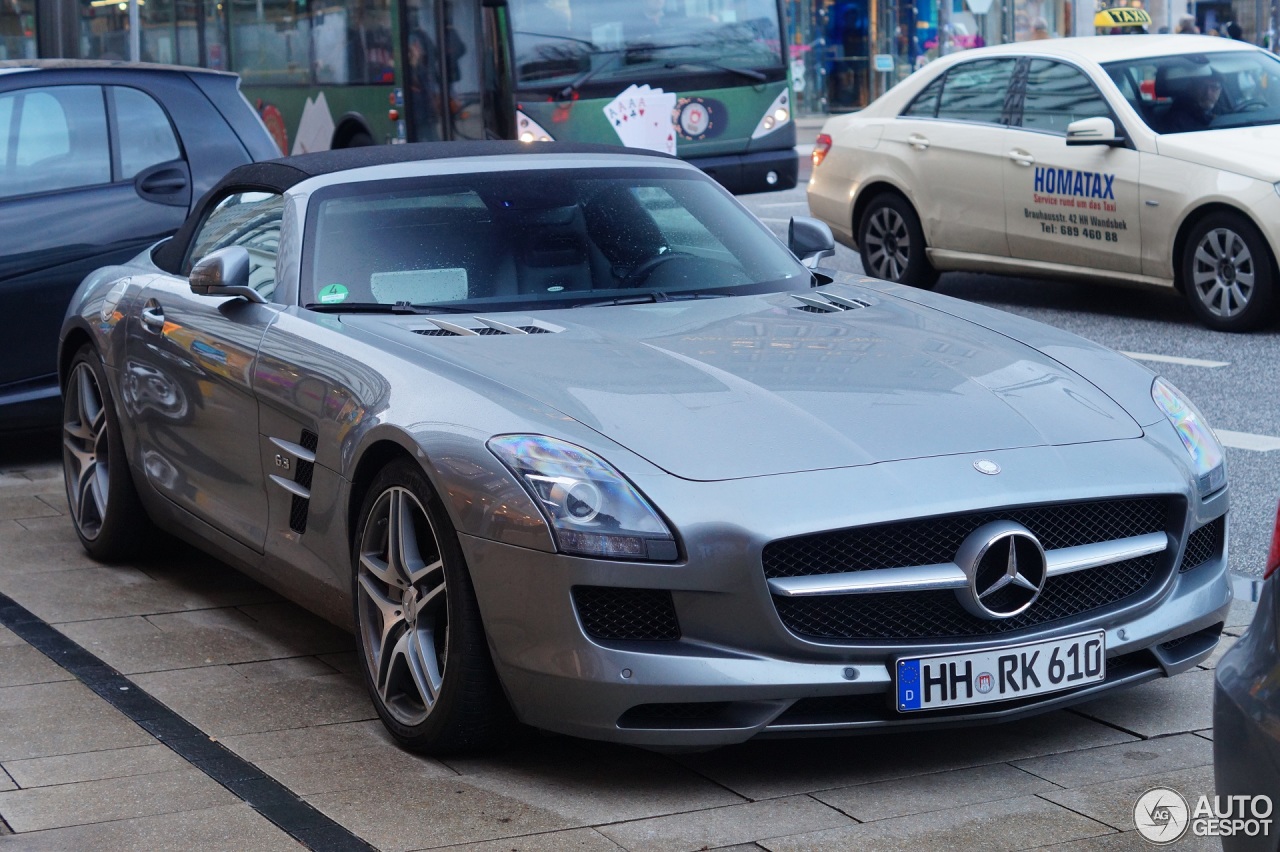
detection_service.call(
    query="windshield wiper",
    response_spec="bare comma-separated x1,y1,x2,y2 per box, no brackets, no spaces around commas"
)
558,50,625,100
304,301,477,315
660,59,767,82
569,291,731,308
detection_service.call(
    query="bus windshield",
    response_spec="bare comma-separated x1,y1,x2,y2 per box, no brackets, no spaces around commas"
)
510,0,785,90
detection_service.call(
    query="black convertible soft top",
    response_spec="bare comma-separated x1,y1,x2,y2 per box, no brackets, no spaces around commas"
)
153,141,675,273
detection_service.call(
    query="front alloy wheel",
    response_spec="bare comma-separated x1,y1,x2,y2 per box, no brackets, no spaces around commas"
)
1182,212,1276,332
857,194,938,289
352,459,514,753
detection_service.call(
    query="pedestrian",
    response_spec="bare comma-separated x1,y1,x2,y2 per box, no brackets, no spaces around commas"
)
1031,17,1051,39
1176,15,1198,33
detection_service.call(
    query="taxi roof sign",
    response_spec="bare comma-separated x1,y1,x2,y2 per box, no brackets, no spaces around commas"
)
1094,7,1152,27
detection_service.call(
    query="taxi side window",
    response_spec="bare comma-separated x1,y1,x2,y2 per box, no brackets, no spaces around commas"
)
934,59,1018,125
1020,60,1112,134
902,76,944,117
188,191,286,301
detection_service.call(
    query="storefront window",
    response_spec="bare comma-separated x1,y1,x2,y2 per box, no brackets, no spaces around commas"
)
0,0,36,59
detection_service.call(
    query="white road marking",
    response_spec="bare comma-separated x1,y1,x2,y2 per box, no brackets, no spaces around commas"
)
1217,430,1280,452
756,201,809,209
757,217,791,224
1122,351,1230,368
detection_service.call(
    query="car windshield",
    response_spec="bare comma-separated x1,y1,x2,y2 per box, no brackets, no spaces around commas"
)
301,167,809,312
1103,50,1280,134
509,0,784,90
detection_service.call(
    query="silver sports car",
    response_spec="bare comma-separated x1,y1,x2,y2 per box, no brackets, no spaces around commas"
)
60,142,1231,753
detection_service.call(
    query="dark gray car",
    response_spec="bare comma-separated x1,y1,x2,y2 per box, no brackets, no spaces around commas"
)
0,61,279,432
1214,502,1280,850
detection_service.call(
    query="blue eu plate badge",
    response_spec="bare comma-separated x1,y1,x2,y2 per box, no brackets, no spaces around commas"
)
897,659,922,710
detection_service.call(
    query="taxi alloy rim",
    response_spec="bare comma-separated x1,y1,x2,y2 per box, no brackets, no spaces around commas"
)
865,207,911,280
1191,227,1255,318
357,485,449,727
62,362,110,540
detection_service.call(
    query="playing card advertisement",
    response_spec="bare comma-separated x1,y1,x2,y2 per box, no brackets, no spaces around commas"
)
603,84,677,155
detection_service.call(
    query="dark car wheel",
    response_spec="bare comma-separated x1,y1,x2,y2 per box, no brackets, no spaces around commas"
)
858,194,939,289
1182,211,1276,332
62,344,153,561
352,458,515,754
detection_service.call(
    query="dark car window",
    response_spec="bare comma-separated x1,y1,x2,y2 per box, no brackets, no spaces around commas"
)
112,87,183,180
0,86,110,199
190,191,286,300
1020,60,1112,134
902,75,945,117
935,58,1018,125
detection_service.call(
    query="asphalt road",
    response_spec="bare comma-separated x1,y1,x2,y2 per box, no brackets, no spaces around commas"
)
738,175,1280,578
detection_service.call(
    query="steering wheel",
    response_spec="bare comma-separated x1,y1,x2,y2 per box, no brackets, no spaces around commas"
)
621,249,698,288
1233,98,1270,112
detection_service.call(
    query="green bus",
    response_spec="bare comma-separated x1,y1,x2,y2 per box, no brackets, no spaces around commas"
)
10,0,796,193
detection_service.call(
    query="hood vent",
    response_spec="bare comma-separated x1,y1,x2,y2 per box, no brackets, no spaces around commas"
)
412,318,558,337
792,293,872,313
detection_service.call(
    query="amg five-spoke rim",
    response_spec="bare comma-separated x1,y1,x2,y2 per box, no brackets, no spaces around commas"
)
864,207,911,281
1191,227,1255,319
357,486,449,726
63,362,110,540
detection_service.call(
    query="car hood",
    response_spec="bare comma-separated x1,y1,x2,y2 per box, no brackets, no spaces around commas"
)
343,286,1142,481
1155,125,1280,182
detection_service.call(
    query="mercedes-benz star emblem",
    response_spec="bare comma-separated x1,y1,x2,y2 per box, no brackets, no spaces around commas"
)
953,521,1047,619
973,459,1001,475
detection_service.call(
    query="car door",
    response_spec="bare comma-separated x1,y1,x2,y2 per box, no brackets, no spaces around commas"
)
883,57,1018,257
123,191,284,552
1002,59,1142,274
0,82,192,414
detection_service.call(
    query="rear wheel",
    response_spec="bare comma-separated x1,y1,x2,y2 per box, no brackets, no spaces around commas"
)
858,194,938,289
62,344,152,561
1182,211,1276,332
352,458,515,754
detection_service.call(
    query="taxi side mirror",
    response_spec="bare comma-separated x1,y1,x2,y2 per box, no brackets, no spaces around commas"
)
1066,117,1124,147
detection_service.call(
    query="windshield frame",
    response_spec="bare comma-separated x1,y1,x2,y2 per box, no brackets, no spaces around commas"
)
298,166,811,314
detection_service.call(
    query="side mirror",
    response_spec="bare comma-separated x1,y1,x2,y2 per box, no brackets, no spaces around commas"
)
1066,117,1123,147
788,216,836,269
189,246,265,303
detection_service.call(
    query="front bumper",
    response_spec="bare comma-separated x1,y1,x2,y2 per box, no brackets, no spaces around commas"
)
691,147,799,195
462,438,1231,747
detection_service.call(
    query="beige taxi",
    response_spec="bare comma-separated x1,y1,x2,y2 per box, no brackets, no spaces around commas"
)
807,35,1280,331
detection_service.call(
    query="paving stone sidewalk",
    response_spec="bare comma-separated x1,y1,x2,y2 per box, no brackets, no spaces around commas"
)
0,458,1253,851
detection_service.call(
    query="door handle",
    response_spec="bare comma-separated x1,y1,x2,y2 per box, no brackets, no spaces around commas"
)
908,133,930,151
1008,149,1035,166
140,302,165,334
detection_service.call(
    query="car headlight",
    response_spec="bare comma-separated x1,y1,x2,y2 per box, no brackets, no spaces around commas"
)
1151,377,1226,497
488,435,677,561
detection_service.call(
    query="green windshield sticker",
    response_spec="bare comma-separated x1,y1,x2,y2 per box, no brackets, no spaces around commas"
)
318,284,349,304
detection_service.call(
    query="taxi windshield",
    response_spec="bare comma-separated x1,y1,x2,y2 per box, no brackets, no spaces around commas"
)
301,168,809,313
509,0,784,91
1103,50,1280,134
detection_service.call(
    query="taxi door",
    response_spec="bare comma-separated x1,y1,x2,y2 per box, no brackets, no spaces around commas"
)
1003,59,1142,274
884,56,1018,257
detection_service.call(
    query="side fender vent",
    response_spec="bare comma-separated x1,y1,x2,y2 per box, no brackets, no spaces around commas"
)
289,429,319,534
792,293,873,313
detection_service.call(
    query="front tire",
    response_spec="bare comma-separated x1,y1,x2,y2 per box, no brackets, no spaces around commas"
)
62,344,153,561
352,458,515,754
1182,211,1276,332
858,194,939,289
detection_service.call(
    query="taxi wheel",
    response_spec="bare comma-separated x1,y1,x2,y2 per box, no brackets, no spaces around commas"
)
62,344,153,562
1182,212,1276,332
352,458,516,754
858,195,938,289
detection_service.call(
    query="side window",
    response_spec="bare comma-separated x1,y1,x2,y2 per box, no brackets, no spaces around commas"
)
902,75,945,118
189,192,286,300
935,58,1017,125
1021,60,1112,134
0,86,110,200
112,87,182,180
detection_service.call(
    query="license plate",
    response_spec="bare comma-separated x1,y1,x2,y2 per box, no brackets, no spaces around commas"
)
896,631,1105,712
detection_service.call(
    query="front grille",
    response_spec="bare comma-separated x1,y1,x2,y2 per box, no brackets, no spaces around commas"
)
765,497,1170,579
775,553,1161,642
572,586,680,641
1179,516,1224,572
